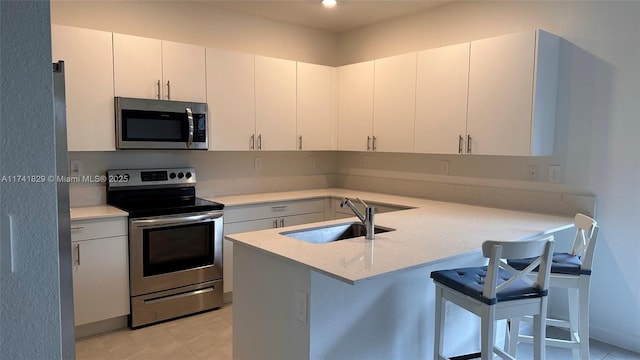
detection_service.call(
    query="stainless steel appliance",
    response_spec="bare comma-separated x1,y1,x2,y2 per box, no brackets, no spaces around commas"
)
106,167,224,328
115,97,208,150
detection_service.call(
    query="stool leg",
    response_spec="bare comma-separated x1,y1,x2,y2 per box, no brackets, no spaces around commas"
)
434,285,445,360
578,278,590,360
481,305,496,360
507,317,521,356
568,287,580,360
533,297,548,360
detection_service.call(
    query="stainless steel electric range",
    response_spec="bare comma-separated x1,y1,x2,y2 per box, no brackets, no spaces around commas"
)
106,167,224,328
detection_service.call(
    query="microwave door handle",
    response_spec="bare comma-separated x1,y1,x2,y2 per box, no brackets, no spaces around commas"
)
186,107,194,148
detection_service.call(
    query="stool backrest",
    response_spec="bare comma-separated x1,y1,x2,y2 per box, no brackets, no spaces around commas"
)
481,236,555,300
571,213,599,272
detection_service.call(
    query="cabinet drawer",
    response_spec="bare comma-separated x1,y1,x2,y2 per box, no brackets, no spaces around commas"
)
225,198,325,223
71,217,127,242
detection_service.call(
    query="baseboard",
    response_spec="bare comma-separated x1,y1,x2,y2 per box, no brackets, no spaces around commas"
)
590,323,640,354
75,316,128,339
223,291,233,304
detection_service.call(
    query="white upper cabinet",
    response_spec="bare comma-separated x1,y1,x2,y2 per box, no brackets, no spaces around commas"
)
297,62,337,151
373,53,417,153
113,33,206,102
466,29,559,156
161,40,207,102
255,56,297,151
338,61,375,151
415,42,470,154
206,48,256,151
51,25,116,151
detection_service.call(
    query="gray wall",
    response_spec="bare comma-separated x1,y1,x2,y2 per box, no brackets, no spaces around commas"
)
0,1,64,358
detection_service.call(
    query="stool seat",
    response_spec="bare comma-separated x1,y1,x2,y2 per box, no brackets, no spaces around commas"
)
508,252,589,276
431,266,547,305
507,213,599,360
431,237,556,360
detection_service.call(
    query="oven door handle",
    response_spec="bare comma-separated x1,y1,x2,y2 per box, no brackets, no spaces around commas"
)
131,212,223,229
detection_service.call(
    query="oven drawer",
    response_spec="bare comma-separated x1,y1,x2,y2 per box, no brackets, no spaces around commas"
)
71,217,127,241
130,280,223,328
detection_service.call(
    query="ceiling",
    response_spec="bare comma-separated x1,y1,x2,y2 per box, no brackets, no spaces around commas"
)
199,0,450,33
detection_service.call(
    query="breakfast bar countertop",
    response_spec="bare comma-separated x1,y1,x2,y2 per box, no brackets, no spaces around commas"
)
219,189,574,284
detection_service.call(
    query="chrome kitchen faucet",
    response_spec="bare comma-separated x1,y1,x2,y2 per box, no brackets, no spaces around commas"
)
340,197,375,240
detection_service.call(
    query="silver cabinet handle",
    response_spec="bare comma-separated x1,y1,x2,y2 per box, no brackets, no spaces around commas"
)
459,135,464,154
271,205,287,212
250,134,255,150
257,134,262,150
280,218,284,228
75,243,80,266
299,135,303,150
70,226,84,231
372,136,377,151
467,135,472,154
156,80,161,100
166,80,171,100
367,136,371,151
273,219,278,228
186,107,194,149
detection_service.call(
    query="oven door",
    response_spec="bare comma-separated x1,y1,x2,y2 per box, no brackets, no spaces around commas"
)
129,210,223,296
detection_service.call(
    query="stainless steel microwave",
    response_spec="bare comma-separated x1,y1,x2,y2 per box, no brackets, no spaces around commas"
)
115,97,208,150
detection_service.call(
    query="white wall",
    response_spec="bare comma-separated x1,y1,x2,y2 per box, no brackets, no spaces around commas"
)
50,1,338,66
0,1,66,358
337,1,640,352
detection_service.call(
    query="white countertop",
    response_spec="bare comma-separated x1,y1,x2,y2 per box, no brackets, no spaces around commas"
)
70,205,128,221
220,189,574,284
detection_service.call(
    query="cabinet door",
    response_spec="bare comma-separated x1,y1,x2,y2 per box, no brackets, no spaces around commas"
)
51,25,115,151
338,61,374,151
255,56,297,151
297,62,336,150
206,48,256,151
162,40,206,102
415,43,470,154
113,33,163,100
72,236,129,326
373,53,417,153
467,31,536,156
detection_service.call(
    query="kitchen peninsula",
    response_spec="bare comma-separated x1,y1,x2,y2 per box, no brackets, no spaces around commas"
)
223,190,574,359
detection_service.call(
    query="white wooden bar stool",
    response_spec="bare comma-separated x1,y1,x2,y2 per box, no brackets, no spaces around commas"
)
507,213,599,360
431,236,555,360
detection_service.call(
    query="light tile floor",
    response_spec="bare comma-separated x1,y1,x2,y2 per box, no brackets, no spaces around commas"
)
76,305,639,360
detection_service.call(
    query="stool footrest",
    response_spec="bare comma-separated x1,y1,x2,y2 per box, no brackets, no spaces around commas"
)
516,334,582,349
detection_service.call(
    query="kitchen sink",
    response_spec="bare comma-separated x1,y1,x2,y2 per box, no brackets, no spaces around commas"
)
280,222,395,244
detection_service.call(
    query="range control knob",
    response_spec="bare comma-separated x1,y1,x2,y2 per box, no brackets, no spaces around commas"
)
169,172,176,179
185,172,192,179
178,172,184,179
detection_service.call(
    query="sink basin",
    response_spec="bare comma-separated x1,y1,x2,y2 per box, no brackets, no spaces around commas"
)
280,222,395,244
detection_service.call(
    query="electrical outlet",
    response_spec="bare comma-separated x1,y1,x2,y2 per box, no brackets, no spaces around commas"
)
309,156,316,170
528,165,538,181
364,155,370,168
548,165,560,183
70,160,83,177
294,290,308,323
254,157,262,171
440,160,450,175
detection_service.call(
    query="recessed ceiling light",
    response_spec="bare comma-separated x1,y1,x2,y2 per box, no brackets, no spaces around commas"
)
322,0,337,8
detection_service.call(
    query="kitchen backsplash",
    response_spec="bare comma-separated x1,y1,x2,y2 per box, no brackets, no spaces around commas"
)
68,151,595,217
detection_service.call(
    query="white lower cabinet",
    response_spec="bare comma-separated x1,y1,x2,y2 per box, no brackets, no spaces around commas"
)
71,217,129,326
332,198,412,219
223,199,327,295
